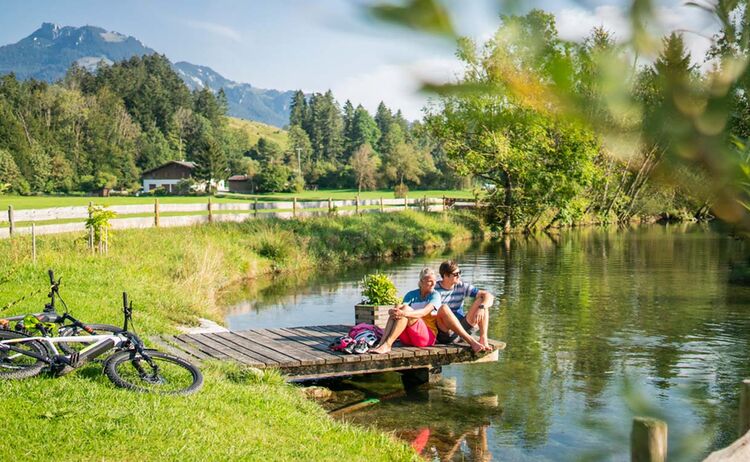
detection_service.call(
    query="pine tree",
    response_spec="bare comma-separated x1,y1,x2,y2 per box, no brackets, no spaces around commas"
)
289,90,308,129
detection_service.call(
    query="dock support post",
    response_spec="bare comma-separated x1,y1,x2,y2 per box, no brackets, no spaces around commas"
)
741,378,750,436
631,417,667,462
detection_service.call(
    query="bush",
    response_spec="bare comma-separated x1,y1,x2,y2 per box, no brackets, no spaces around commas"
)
360,272,399,305
394,183,409,198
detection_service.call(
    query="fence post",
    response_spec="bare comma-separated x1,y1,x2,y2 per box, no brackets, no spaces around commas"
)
31,223,36,264
741,379,750,436
88,202,94,253
356,194,360,214
631,417,667,462
328,197,332,214
7,206,14,237
380,197,384,213
254,198,258,217
293,196,297,218
423,194,428,212
104,227,109,255
207,197,213,223
404,195,408,210
154,198,160,227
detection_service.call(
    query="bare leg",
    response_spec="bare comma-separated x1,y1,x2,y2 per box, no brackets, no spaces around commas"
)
466,304,490,349
370,316,411,354
435,305,487,352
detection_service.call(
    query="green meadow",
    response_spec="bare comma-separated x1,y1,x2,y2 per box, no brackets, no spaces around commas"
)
0,211,479,461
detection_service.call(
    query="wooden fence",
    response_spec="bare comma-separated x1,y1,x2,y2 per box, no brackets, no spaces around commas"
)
1,196,477,239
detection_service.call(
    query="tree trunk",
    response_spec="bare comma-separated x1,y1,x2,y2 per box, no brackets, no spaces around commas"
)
502,171,513,234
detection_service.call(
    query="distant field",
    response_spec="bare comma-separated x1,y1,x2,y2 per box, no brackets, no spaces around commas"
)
0,189,474,210
227,117,288,148
221,189,476,201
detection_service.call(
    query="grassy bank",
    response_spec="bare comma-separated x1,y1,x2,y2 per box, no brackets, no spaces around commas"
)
0,210,477,461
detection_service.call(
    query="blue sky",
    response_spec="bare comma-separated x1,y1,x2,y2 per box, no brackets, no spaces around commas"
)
0,0,720,120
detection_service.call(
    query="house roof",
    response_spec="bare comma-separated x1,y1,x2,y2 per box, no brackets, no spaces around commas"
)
141,160,196,176
228,174,249,181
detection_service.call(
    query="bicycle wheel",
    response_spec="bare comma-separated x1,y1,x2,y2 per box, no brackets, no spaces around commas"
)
104,349,203,395
58,324,122,354
0,330,47,380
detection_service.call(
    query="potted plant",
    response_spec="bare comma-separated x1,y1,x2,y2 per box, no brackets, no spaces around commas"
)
355,272,400,328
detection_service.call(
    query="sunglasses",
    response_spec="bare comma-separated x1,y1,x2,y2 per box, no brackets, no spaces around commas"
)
450,271,461,277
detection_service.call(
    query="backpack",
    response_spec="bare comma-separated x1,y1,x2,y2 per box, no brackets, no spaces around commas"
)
328,324,384,355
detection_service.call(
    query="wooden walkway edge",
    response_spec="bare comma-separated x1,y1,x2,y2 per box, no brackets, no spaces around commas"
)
153,325,505,381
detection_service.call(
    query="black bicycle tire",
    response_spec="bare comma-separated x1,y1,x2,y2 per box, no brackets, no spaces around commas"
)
104,349,203,395
0,330,47,380
58,323,122,354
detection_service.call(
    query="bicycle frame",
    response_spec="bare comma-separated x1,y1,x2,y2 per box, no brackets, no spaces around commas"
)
1,332,129,366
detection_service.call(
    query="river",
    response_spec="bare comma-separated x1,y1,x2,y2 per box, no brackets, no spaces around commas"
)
223,224,750,461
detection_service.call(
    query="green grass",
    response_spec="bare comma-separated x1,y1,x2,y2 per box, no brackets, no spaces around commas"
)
0,211,479,460
227,117,289,149
0,189,473,210
220,189,475,201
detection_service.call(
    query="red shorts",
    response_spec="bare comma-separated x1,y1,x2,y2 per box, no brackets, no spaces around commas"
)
398,319,436,347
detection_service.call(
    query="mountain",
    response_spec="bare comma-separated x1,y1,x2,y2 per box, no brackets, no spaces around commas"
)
173,62,294,128
0,23,293,127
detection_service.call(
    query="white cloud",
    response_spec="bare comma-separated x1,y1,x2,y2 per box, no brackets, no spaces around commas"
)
330,57,464,121
180,19,242,43
555,3,719,67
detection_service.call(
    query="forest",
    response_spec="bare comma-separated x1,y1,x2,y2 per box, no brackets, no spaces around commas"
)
3,6,749,232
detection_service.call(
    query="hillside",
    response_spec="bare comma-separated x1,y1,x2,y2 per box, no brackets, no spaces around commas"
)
227,117,288,149
0,23,293,127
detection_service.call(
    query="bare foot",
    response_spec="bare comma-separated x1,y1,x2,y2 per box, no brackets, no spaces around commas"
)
469,339,485,353
479,337,492,351
369,344,392,354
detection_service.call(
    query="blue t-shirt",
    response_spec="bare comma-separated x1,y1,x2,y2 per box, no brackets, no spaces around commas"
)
435,280,479,317
402,289,441,312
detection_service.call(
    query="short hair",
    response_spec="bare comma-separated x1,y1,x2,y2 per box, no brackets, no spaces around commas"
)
419,267,436,281
439,260,459,277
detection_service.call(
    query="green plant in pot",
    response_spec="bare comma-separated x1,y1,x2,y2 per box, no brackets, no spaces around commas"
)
356,272,399,328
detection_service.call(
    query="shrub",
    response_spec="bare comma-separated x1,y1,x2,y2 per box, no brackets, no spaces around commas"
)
360,272,399,305
394,183,409,198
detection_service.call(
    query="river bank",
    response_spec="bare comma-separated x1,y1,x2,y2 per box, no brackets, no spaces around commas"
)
0,210,477,461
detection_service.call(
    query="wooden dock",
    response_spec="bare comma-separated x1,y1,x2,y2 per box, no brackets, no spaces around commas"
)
151,324,505,381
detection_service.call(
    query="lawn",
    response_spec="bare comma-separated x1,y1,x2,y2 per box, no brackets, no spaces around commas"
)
0,189,475,210
0,211,479,461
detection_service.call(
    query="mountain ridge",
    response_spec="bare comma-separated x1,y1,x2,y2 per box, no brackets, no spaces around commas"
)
0,23,293,127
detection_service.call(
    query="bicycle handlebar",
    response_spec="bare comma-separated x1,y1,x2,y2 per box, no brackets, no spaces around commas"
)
48,269,55,286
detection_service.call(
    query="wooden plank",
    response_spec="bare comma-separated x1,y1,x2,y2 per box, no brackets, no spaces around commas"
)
202,333,276,365
276,327,360,364
182,333,264,366
232,330,316,366
247,329,327,366
217,331,300,366
174,334,230,361
267,328,345,364
149,336,202,362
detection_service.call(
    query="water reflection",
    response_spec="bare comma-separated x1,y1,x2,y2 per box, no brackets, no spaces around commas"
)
223,224,750,460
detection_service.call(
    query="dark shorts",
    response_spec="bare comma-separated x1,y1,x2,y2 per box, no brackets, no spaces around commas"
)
436,313,478,344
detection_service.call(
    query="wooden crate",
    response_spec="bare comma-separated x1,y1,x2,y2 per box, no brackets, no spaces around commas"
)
354,304,391,329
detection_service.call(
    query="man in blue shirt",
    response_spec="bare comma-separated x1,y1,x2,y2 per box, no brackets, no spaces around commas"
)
435,260,494,350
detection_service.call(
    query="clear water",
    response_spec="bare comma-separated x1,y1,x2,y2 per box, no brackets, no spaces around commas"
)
223,224,750,461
